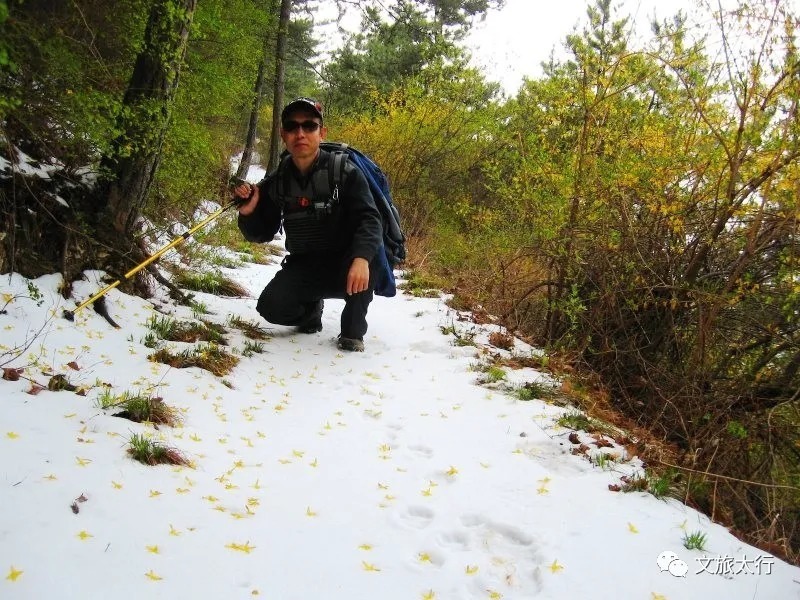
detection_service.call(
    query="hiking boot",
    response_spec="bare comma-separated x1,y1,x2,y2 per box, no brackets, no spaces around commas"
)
296,300,323,334
336,335,365,352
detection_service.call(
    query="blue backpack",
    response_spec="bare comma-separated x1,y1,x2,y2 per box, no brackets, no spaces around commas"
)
304,142,406,297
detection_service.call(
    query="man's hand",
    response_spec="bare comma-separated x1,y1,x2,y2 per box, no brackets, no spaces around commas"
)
234,182,260,216
346,257,370,295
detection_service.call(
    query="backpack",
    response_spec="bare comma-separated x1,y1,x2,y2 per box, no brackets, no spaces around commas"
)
273,142,406,298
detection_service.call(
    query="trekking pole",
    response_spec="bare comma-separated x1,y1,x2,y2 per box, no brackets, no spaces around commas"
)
63,193,248,322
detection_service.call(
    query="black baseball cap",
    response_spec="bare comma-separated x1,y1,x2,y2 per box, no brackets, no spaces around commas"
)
281,97,324,122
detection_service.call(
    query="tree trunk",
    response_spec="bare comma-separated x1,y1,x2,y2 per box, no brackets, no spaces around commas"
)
236,29,272,180
99,0,197,238
267,0,292,172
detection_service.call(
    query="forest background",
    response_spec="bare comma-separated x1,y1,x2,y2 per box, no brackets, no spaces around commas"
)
1,0,798,564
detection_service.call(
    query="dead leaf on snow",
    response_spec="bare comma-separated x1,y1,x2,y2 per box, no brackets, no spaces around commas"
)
2,367,23,381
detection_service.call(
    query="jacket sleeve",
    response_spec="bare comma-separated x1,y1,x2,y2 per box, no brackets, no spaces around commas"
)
343,164,383,263
237,177,282,243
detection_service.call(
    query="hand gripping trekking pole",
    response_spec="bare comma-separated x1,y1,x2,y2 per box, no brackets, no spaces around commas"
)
63,192,250,323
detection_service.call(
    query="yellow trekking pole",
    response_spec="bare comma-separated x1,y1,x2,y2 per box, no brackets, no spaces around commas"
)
63,194,246,323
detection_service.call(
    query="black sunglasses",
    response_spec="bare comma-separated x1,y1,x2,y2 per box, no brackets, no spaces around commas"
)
282,120,321,133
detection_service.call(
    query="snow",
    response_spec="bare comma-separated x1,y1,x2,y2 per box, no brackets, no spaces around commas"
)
2,228,799,599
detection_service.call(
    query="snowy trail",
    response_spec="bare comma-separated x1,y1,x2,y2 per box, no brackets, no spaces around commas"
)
1,251,799,599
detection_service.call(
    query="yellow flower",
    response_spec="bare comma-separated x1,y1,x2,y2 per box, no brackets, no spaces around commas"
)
226,541,256,553
6,566,23,582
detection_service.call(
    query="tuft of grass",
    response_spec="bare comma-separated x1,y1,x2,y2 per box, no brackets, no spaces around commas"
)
146,315,179,339
144,315,227,345
189,300,211,317
399,269,443,298
97,389,182,426
647,471,677,499
440,322,476,346
209,253,244,269
175,270,250,297
620,472,650,493
592,453,617,470
227,315,271,340
142,331,160,348
514,381,554,401
557,410,593,431
127,433,189,466
478,365,507,384
242,340,265,357
683,530,708,551
621,469,680,500
149,343,239,376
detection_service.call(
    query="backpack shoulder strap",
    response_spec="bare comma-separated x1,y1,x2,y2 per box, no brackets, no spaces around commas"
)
329,151,348,196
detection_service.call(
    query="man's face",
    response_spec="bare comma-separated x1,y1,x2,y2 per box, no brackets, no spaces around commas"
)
280,109,326,161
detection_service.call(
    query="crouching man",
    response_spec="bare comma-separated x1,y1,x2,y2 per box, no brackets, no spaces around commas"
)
233,97,383,352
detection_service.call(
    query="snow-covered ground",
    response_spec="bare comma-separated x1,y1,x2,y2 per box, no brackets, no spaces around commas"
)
2,216,799,599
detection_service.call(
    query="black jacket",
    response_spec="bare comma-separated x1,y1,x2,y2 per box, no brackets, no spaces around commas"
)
237,150,383,263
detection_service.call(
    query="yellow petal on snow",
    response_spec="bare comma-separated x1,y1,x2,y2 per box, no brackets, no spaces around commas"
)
422,591,436,600
359,544,373,551
465,565,479,575
77,530,93,540
306,507,317,517
169,525,181,536
548,560,564,573
651,594,668,600
76,457,91,466
149,490,162,497
361,561,380,572
112,481,123,489
488,591,502,599
418,552,432,563
446,466,458,476
6,566,23,582
145,570,163,581
628,522,639,534
226,541,256,553
146,545,160,554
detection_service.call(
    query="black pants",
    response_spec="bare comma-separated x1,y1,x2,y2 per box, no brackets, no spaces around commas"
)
256,253,377,339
